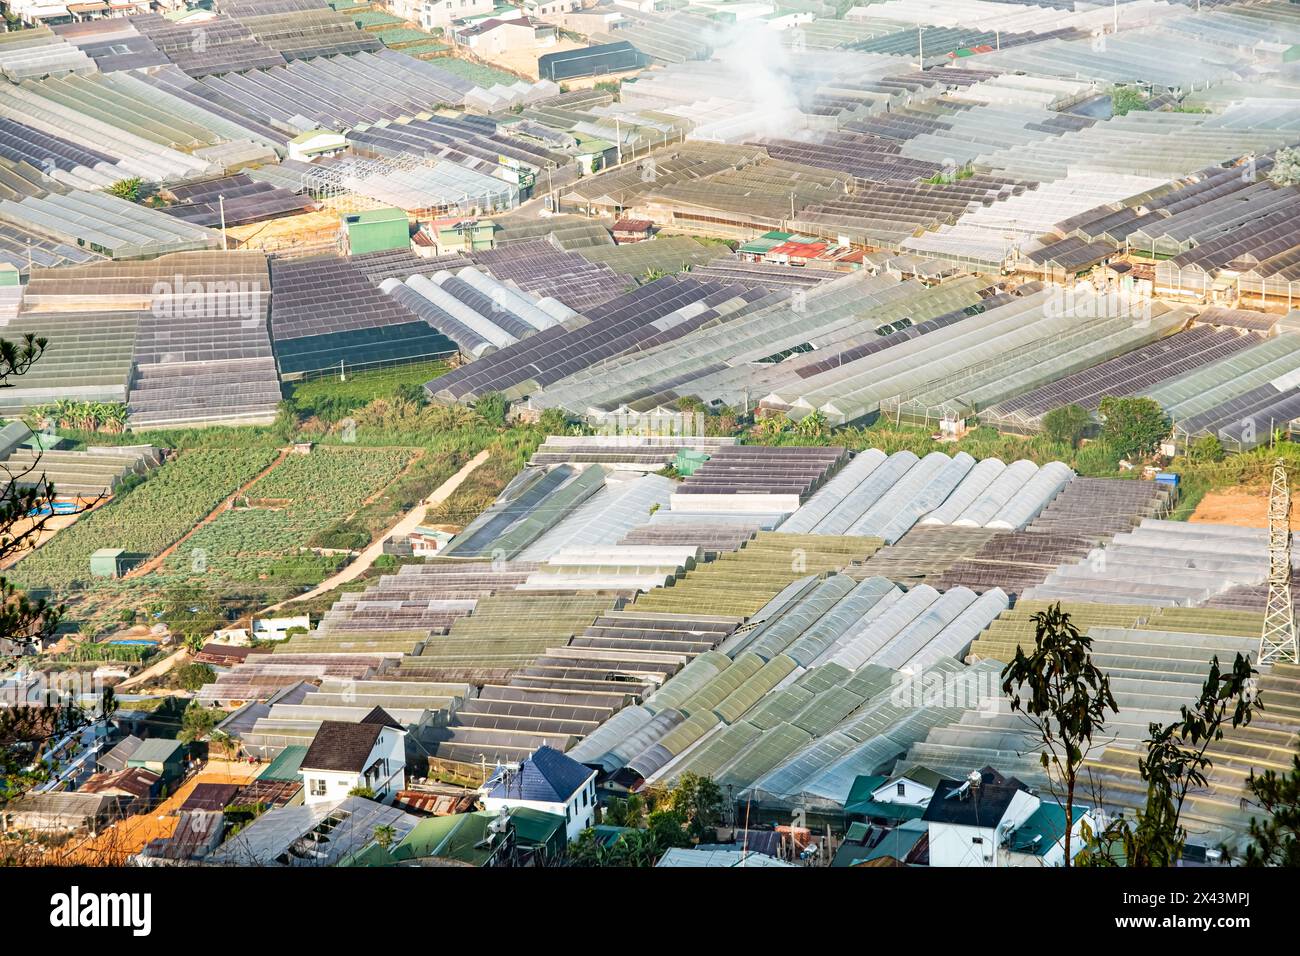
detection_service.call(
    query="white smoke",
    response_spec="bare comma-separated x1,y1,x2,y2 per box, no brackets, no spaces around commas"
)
704,20,805,140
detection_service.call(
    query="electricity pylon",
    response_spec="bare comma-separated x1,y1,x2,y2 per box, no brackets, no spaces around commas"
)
1260,458,1299,665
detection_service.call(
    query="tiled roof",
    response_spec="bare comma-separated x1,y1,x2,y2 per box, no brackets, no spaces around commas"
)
301,721,384,773
485,745,593,803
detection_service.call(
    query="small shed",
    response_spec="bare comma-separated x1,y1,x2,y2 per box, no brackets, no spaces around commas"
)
127,738,188,785
90,548,143,578
342,208,411,255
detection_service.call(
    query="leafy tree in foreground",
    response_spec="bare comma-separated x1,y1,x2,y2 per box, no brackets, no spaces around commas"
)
1,332,112,811
1001,603,1118,867
1246,752,1300,866
1081,654,1259,867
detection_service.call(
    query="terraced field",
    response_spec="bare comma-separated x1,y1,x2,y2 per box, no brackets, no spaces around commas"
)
161,446,415,584
9,448,278,592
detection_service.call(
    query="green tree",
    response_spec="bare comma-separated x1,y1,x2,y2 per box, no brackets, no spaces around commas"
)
602,793,645,828
537,407,572,436
1187,434,1225,464
793,409,831,441
107,177,143,202
348,785,377,799
1246,752,1300,866
475,392,509,427
667,771,725,840
374,823,397,850
179,700,218,743
1082,654,1259,867
1111,86,1146,117
174,662,216,691
1042,404,1092,448
646,807,692,850
1001,603,1119,867
1098,396,1170,461
1269,146,1300,188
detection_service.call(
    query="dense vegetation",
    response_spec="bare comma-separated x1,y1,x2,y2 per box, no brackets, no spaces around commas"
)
9,448,277,593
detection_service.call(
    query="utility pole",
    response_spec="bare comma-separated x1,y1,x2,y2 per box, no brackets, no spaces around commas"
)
1260,458,1300,665
218,194,227,250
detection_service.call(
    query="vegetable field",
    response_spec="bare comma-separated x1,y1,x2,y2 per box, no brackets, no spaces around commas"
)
9,448,277,592
163,446,414,584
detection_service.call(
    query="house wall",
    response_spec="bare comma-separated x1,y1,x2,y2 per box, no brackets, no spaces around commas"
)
420,0,495,31
480,771,597,841
872,779,934,807
927,791,1039,867
301,728,407,805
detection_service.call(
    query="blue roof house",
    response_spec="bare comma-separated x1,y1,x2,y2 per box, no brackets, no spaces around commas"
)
480,746,598,842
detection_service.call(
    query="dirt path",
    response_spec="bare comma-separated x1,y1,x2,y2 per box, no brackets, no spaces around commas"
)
116,647,190,691
126,446,291,578
262,448,491,612
1190,487,1300,531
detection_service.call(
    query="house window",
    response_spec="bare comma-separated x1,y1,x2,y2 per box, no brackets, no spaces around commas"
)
897,783,906,797
582,791,588,807
565,807,571,822
971,837,984,845
311,779,327,796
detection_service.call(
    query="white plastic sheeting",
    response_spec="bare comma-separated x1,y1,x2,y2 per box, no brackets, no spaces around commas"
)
780,448,887,534
986,460,1074,530
920,456,1006,525
951,459,1040,527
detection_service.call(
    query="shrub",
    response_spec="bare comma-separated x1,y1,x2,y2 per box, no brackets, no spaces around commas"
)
1043,404,1093,448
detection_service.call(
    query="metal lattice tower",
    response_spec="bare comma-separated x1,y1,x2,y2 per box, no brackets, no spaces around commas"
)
1260,458,1299,665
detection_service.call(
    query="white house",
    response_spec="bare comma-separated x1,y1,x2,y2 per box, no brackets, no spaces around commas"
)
416,0,495,31
286,130,348,164
922,767,1092,867
1004,802,1094,868
871,765,944,808
252,614,311,641
480,745,597,842
922,767,1041,867
299,707,408,806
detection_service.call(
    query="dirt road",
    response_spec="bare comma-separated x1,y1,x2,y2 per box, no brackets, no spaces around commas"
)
262,448,490,611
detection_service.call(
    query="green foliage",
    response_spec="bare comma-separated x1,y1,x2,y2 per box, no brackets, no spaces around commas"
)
474,392,509,427
666,771,725,840
285,360,450,419
1001,603,1118,867
1246,752,1300,866
1186,434,1225,464
29,400,128,434
1042,404,1093,449
1269,145,1300,187
1110,86,1146,117
1081,654,1260,867
602,793,645,828
1097,396,1170,461
8,448,276,592
179,700,218,742
348,785,376,799
107,177,143,202
537,407,573,436
174,662,216,692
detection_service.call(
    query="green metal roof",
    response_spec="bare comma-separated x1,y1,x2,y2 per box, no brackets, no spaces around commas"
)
259,744,308,782
1009,803,1088,856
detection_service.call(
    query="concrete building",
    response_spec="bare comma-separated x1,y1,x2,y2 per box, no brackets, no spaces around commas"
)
299,707,408,806
480,745,597,842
